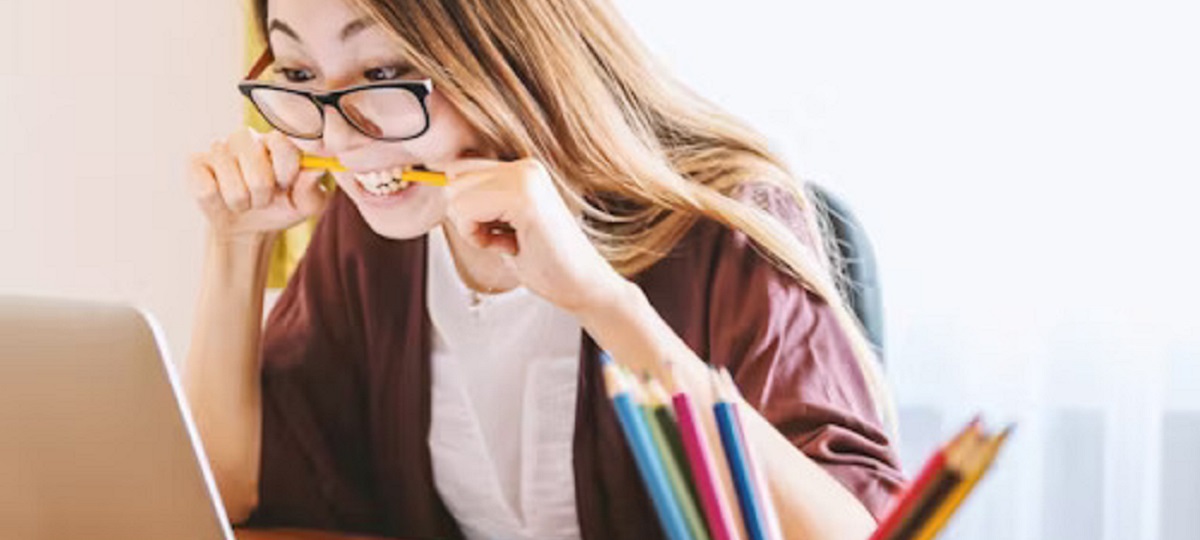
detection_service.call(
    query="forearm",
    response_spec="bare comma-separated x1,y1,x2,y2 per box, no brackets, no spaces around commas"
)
577,280,876,539
184,231,276,522
738,405,876,538
575,280,716,401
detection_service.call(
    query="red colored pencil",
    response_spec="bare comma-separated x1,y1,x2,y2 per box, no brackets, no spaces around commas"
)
869,418,981,540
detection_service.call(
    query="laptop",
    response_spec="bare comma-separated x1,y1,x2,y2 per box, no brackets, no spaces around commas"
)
0,296,235,540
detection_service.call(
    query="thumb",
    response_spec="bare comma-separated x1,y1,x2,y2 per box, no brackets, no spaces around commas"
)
290,169,332,217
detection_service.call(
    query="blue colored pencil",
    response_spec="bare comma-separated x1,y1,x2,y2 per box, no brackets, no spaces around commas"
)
601,354,693,540
713,370,771,540
719,369,783,540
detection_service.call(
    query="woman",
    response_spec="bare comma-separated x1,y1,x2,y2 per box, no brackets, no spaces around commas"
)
184,0,905,538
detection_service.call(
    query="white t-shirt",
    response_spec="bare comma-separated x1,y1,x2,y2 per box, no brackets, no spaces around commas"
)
426,226,583,540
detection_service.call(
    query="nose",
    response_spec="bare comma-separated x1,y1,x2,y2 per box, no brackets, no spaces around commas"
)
320,104,370,155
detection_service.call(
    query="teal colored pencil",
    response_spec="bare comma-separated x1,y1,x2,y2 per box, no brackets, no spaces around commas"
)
601,357,691,540
638,375,711,540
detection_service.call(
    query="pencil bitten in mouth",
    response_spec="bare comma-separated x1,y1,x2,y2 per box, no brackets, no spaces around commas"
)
353,168,413,196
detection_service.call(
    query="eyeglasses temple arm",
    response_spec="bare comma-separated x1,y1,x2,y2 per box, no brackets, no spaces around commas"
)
246,48,274,80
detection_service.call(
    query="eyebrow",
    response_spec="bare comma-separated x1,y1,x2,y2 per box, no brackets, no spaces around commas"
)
267,17,375,43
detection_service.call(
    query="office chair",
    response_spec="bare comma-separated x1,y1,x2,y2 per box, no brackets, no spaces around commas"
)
809,184,885,362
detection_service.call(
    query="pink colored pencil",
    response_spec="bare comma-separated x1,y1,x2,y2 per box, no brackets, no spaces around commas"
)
673,389,744,540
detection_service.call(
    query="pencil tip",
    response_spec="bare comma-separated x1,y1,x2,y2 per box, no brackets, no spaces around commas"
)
647,379,672,405
600,362,624,397
717,367,738,397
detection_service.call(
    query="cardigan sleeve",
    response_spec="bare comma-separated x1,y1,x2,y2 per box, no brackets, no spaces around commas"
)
246,193,378,532
705,189,906,520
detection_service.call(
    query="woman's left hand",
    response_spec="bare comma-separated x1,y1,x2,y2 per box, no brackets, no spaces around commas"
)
435,157,630,316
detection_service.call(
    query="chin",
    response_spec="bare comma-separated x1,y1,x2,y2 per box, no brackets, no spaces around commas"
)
345,186,443,241
329,170,447,241
359,213,438,240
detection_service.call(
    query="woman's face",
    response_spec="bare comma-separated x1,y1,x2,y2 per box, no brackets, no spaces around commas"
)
266,0,487,239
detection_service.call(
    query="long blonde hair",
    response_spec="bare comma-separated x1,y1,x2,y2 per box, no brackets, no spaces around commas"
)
252,0,896,431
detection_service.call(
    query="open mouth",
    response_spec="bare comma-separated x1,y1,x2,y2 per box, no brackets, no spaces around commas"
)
352,168,414,197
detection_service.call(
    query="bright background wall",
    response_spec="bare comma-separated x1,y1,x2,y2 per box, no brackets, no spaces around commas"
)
612,2,1200,538
2,1,1197,538
1,0,241,363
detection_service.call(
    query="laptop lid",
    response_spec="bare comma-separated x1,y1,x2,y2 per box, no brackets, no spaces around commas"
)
0,296,234,540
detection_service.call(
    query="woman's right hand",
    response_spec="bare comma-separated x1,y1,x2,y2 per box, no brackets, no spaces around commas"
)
187,128,330,240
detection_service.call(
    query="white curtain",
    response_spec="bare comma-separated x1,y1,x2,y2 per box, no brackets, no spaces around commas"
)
616,1,1200,538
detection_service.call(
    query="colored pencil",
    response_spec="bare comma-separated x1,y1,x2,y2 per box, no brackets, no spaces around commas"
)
713,370,770,540
912,426,1013,540
871,418,981,540
670,381,744,540
646,379,697,492
889,426,982,540
600,358,692,540
717,370,783,540
642,377,712,540
299,154,447,185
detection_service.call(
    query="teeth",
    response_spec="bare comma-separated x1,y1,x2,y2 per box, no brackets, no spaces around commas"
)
353,169,412,196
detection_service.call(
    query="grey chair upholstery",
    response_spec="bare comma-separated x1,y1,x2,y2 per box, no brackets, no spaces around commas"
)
809,184,885,361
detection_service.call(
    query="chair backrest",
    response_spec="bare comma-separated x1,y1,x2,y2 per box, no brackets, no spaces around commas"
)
808,184,885,361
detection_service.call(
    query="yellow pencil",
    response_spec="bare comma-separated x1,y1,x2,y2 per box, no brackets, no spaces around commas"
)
300,155,447,186
912,425,1013,540
299,154,346,172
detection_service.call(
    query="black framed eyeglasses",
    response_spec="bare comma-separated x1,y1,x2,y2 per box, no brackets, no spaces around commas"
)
238,49,434,141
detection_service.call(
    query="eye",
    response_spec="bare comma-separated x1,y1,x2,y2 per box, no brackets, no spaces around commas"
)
364,65,407,81
274,67,314,83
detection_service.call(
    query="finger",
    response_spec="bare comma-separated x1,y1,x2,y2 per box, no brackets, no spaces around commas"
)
187,153,229,219
474,226,519,257
499,252,519,271
230,129,276,209
443,165,531,212
290,169,331,217
444,193,507,252
446,212,486,250
451,194,519,254
262,130,302,190
441,168,496,200
447,183,516,230
444,159,550,209
209,141,251,213
430,157,502,181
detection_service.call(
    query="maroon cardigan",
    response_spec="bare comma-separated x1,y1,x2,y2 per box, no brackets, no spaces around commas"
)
247,190,905,539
